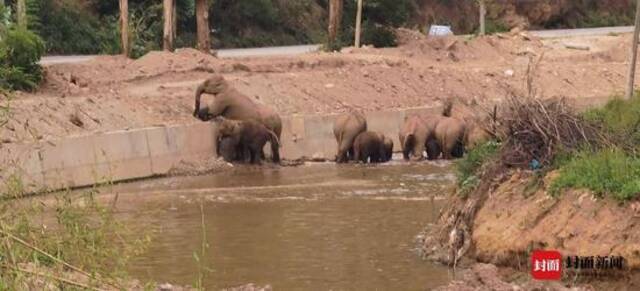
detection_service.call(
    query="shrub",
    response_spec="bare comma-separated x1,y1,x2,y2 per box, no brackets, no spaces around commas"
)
0,27,45,91
550,149,640,201
456,141,499,195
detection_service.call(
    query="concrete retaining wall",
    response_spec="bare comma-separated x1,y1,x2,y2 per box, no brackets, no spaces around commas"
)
0,106,441,194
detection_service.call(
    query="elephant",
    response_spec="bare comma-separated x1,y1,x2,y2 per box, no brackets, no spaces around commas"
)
353,131,390,164
465,123,493,149
434,117,466,159
399,115,425,161
399,115,440,161
426,138,441,160
215,118,280,164
333,112,367,163
381,135,394,162
194,74,282,161
218,136,247,163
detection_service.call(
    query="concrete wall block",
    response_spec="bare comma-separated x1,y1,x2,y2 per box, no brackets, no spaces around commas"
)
165,123,217,155
404,105,443,119
303,114,337,159
39,135,100,189
92,129,152,182
365,110,405,151
280,116,309,160
0,144,45,194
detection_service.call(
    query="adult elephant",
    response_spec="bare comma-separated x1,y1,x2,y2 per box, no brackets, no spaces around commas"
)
353,131,390,164
194,74,282,161
333,112,367,163
399,115,440,161
434,117,466,159
215,118,280,165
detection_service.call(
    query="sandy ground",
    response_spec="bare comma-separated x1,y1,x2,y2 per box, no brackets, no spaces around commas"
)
0,30,635,144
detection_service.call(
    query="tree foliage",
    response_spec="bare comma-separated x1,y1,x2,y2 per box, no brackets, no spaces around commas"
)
0,26,45,91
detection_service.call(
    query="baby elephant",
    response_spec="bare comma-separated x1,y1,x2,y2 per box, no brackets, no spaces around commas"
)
216,118,280,164
353,131,394,164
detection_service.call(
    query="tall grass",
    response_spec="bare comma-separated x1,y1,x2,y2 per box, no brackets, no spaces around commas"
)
0,178,150,289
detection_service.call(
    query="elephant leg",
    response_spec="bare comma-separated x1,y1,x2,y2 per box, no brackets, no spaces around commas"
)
452,140,465,158
426,138,441,160
249,147,261,164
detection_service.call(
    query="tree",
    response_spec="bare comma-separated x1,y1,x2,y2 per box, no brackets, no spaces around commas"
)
328,0,343,49
119,0,128,56
478,0,486,35
163,0,174,51
16,0,26,28
354,0,363,47
626,0,640,99
195,0,210,53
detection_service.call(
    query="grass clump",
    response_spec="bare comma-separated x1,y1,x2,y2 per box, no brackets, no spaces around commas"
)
456,141,499,196
550,149,640,201
583,95,640,155
0,187,151,289
549,96,640,201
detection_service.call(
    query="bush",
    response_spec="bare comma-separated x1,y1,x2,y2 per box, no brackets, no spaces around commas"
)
550,149,640,201
0,27,45,91
456,141,499,195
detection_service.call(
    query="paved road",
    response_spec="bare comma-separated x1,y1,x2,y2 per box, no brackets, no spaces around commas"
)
39,26,634,65
39,44,322,65
529,26,634,38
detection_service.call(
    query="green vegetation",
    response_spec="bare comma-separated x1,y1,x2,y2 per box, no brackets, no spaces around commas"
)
583,96,640,155
550,149,640,201
455,141,499,196
333,0,412,49
0,182,150,289
549,96,640,201
0,27,45,91
456,96,640,202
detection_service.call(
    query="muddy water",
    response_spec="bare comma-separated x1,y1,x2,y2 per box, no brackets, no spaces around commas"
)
111,160,456,290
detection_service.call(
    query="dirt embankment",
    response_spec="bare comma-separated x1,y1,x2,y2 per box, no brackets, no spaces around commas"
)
2,31,636,146
421,169,640,290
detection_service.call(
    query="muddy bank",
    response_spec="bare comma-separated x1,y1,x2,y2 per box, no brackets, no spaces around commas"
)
419,169,640,289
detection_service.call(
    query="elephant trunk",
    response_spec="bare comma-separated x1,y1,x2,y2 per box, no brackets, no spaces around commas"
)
193,83,205,118
267,130,281,163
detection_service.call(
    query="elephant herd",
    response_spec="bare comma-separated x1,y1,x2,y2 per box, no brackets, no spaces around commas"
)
194,74,492,165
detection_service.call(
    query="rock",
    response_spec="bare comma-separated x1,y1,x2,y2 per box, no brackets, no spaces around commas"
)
158,283,174,291
324,83,335,89
504,69,515,77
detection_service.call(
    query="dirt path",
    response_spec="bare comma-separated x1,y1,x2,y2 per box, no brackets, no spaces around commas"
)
1,31,634,144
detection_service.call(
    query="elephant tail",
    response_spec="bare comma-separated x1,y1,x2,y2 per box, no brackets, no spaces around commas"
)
267,129,281,163
442,99,453,117
193,82,206,117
